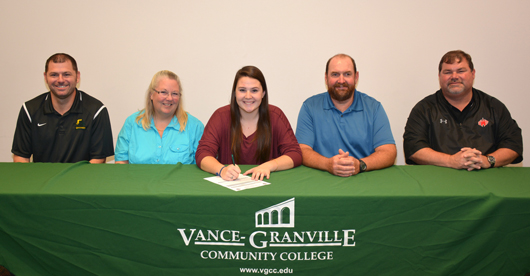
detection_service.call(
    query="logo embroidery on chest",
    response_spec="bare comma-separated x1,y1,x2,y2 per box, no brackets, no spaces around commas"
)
76,119,86,129
440,119,448,124
478,118,489,127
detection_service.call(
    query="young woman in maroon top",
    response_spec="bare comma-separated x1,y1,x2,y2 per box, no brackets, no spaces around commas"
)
195,66,302,181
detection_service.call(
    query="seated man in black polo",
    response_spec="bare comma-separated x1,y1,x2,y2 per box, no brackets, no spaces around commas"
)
403,50,522,170
11,53,114,163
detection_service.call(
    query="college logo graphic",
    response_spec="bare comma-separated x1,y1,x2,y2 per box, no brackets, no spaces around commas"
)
256,198,294,228
176,197,356,261
478,118,489,127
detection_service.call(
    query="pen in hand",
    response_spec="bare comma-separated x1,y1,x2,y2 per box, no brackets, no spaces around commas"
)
230,154,239,180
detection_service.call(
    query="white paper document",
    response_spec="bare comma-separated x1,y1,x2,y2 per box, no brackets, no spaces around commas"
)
204,174,270,191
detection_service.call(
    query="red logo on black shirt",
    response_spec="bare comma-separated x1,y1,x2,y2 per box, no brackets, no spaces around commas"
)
478,118,489,127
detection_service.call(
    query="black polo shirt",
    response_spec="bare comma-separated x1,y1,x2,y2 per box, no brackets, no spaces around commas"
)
12,90,114,162
403,88,523,164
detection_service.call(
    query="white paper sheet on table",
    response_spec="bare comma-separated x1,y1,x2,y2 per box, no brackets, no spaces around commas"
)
204,174,270,191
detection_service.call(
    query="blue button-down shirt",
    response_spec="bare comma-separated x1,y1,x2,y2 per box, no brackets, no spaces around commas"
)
115,111,204,164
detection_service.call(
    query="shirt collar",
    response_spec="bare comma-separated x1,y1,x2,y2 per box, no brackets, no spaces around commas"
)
43,89,82,115
323,89,363,113
437,88,476,111
437,88,477,123
149,115,181,130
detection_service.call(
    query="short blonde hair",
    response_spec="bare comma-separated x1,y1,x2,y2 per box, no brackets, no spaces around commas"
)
136,70,188,132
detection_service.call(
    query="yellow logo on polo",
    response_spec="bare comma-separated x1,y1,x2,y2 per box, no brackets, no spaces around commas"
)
76,119,86,129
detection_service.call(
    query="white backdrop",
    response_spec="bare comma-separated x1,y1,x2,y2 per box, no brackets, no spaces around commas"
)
1,0,528,165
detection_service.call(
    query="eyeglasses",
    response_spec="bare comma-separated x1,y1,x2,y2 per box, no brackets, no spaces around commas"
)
153,89,180,98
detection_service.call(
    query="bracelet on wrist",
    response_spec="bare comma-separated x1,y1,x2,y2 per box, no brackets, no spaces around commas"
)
216,165,228,176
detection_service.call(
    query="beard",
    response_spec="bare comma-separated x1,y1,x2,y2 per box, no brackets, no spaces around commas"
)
445,82,466,95
328,82,355,102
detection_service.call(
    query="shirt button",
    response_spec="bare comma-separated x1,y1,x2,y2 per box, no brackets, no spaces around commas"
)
341,115,343,117
159,146,161,148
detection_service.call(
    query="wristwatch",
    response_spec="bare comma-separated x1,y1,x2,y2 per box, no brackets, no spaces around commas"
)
487,155,496,168
359,160,367,173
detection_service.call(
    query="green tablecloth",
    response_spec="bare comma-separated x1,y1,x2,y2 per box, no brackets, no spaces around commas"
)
1,162,529,275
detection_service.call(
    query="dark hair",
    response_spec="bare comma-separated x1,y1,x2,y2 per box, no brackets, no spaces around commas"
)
438,50,474,73
326,53,357,74
230,66,271,164
45,53,78,73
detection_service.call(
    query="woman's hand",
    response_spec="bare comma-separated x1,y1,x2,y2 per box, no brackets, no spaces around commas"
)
221,164,241,181
243,160,278,180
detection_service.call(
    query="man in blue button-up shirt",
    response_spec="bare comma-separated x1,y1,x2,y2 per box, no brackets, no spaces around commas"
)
296,54,396,177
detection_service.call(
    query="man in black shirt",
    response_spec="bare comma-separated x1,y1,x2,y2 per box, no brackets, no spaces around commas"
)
11,53,114,163
403,50,522,170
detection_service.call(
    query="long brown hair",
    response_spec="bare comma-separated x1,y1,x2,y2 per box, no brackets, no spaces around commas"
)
230,66,271,164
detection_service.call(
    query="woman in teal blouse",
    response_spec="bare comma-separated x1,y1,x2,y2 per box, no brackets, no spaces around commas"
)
115,70,204,164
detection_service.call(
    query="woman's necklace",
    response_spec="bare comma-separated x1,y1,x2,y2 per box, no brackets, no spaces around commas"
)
154,117,171,137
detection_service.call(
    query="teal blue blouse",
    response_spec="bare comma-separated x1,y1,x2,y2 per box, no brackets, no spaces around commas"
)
115,111,204,164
